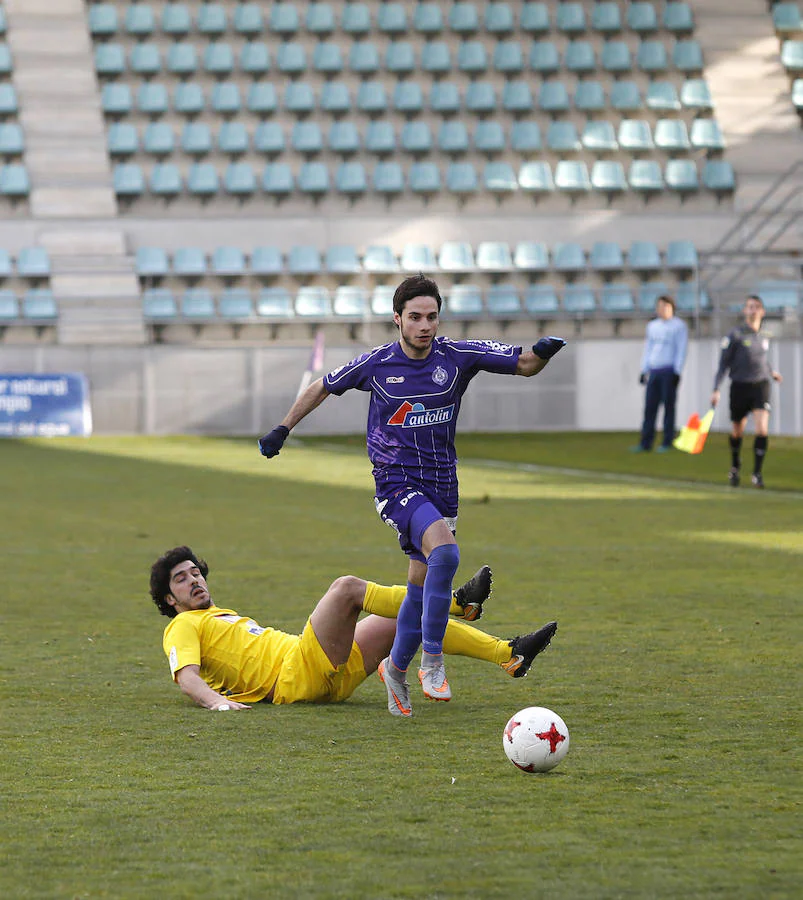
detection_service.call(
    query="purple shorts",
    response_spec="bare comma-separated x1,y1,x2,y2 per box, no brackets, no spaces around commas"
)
374,487,457,563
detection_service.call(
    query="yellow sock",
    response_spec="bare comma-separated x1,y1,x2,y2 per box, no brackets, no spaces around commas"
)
362,582,406,617
442,619,512,666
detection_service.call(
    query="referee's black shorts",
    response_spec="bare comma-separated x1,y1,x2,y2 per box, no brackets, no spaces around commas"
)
729,380,771,422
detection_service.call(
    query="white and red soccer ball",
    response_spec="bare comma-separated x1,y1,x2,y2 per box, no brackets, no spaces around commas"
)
503,706,570,773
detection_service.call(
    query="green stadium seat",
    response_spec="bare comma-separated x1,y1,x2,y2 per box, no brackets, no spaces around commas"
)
702,159,735,197
95,44,125,77
125,3,156,37
458,41,488,75
173,247,206,278
234,3,263,36
292,122,323,155
257,287,293,317
438,121,469,154
247,83,278,116
295,287,332,318
378,3,408,35
438,242,475,272
654,118,691,152
646,81,681,112
514,241,549,271
486,284,521,316
450,3,480,34
591,161,628,199
187,163,219,197
349,41,380,76
373,162,405,195
523,285,559,315
137,83,169,116
483,162,518,193
204,43,235,77
130,43,161,77
752,280,801,312
600,284,635,314
357,82,388,115
181,122,211,156
628,159,664,196
600,41,632,74
288,246,322,276
773,4,803,36
107,123,138,157
89,4,118,37
474,121,505,154
251,247,284,277
283,82,314,115
521,3,550,35
665,240,698,270
409,161,442,194
673,40,705,74
167,42,198,76
565,41,596,74
386,41,415,75
393,81,424,114
218,122,249,156
211,83,241,116
401,243,438,271
691,119,725,152
269,2,299,35
538,81,570,114
212,247,246,277
328,121,360,155
447,285,484,318
553,243,586,273
421,42,452,75
181,288,215,319
476,241,513,271
314,42,344,76
627,241,662,273
592,3,622,34
486,3,515,35
401,121,433,155
638,281,670,311
143,288,177,320
371,285,395,316
18,247,51,278
336,162,368,197
162,4,191,37
0,165,30,199
556,3,586,35
638,40,668,74
610,81,642,111
219,288,254,319
574,81,605,113
493,41,524,75
277,43,307,75
590,242,624,273
518,161,554,194
333,286,369,317
466,82,499,113
173,82,204,116
665,159,699,195
136,247,168,278
23,288,57,320
113,163,144,197
446,162,478,196
510,121,542,153
628,3,659,33
240,43,270,76
342,3,372,35
530,41,560,75
143,122,174,156
675,282,711,312
414,3,443,34
197,3,227,37
582,121,618,152
325,245,361,275
680,78,713,110
363,245,399,273
429,82,460,115
563,284,596,314
664,3,695,34
618,119,654,152
547,121,581,152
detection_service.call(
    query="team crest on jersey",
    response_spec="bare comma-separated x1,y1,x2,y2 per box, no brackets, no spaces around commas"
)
388,401,455,427
432,365,448,385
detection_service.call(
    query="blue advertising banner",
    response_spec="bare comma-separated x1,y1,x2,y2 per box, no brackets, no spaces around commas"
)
0,373,92,437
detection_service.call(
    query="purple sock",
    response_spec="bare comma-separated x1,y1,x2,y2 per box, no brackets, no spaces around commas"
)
389,582,423,671
422,544,461,655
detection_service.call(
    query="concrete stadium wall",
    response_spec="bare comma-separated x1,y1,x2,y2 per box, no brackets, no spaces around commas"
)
1,339,800,436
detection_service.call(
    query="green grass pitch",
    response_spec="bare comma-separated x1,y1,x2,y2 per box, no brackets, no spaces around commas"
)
0,433,800,899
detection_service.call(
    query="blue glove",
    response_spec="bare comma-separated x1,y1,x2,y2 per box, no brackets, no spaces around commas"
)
258,425,289,458
533,337,567,360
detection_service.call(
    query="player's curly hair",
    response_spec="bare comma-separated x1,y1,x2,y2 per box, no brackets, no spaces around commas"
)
150,545,209,618
392,273,442,315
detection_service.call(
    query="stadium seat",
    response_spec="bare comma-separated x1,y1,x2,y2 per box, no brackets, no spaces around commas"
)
421,41,452,75
342,3,372,35
553,243,586,273
371,285,395,316
167,43,198,77
751,280,801,312
628,3,658,34
314,42,343,76
187,163,219,198
554,161,591,195
212,247,246,278
173,247,206,278
173,83,204,117
393,81,424,114
521,3,550,35
89,4,118,37
401,243,438,271
665,240,698,271
556,3,586,35
590,242,624,273
320,82,351,116
637,40,668,74
474,121,506,154
292,122,323,155
538,81,570,115
600,40,632,75
600,284,635,314
378,3,407,35
430,82,461,115
102,83,132,116
467,82,499,114
181,288,215,320
349,41,380,76
250,122,282,157
691,119,725,152
446,162,478,197
234,3,264,37
628,160,664,196
219,288,254,320
131,44,162,77
530,41,560,75
575,81,606,113
592,2,622,34
408,162,442,194
95,44,125,77
107,123,138,157
438,242,475,272
447,284,483,317
143,122,174,156
357,82,388,115
458,41,488,75
773,3,803,36
283,82,315,115
547,121,581,152
582,121,618,152
325,245,361,275
240,43,270,76
18,247,51,278
414,4,443,34
136,247,168,279
23,288,57,320
673,40,704,73
664,159,699,196
142,288,177,320
336,162,368,197
618,120,655,152
565,40,596,74
510,121,542,153
449,3,480,34
518,161,554,194
627,241,662,273
364,122,395,156
125,3,156,37
305,2,335,35
563,284,596,314
137,83,169,117
113,163,144,197
197,3,227,37
438,121,469,154
386,41,415,75
675,282,711,312
638,281,671,312
646,81,681,112
654,119,691,152
0,250,10,280
486,284,521,316
523,285,559,315
204,43,234,77
287,246,322,278
332,286,369,318
401,121,432,155
680,79,713,111
257,287,294,318
514,241,549,272
0,164,30,199
702,160,736,196
486,3,515,34
476,242,513,271
328,121,360,155
363,245,399,273
270,3,299,35
247,83,278,116
610,81,643,112
211,83,241,116
664,2,695,34
250,247,284,277
277,43,307,75
494,41,524,75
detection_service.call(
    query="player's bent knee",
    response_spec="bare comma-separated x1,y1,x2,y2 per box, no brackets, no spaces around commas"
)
427,543,461,575
328,575,367,609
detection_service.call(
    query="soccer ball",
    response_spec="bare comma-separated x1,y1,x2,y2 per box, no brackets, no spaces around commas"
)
503,706,570,773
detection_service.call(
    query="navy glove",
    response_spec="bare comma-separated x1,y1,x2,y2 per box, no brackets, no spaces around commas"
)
258,425,289,458
533,337,567,360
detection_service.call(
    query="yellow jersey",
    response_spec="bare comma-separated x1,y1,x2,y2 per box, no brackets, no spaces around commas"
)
162,606,298,703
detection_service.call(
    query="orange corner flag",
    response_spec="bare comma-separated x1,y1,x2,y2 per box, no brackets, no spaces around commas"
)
673,408,715,455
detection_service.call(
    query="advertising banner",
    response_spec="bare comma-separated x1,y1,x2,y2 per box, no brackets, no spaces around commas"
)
0,373,92,437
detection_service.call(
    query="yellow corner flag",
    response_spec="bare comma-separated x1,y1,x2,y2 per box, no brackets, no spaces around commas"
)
673,408,715,454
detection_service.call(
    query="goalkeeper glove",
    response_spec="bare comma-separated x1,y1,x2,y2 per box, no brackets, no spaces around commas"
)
533,337,567,360
258,425,289,458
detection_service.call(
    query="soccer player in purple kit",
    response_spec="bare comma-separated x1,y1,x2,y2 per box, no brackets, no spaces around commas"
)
258,274,565,717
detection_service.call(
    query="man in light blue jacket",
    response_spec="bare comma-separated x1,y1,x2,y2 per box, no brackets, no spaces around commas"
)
632,295,688,453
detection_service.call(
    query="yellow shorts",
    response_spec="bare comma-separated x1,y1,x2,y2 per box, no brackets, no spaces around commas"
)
271,617,368,705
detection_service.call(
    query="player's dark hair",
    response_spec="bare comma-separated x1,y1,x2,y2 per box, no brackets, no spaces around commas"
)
392,273,442,315
746,294,764,309
150,545,209,618
657,294,676,312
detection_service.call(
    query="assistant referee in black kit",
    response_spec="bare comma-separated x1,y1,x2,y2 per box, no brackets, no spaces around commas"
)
711,295,783,488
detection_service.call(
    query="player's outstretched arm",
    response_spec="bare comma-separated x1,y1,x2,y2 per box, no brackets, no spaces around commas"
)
258,377,330,458
175,665,250,711
516,337,567,377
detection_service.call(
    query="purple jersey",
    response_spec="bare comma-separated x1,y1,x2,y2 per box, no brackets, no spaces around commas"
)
323,337,520,513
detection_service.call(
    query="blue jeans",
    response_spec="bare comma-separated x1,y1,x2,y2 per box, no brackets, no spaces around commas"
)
640,368,678,449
